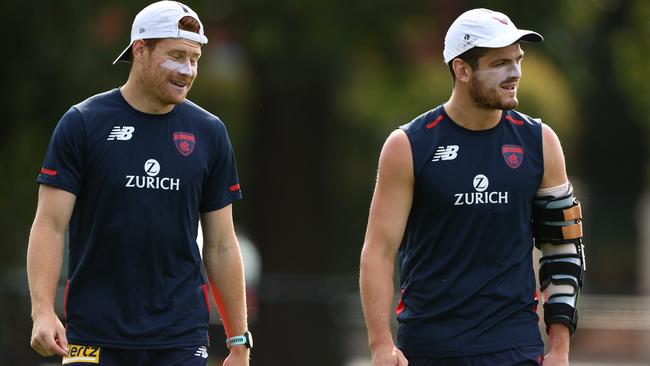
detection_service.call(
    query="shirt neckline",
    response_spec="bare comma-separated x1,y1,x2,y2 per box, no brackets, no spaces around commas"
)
113,88,182,120
440,105,506,136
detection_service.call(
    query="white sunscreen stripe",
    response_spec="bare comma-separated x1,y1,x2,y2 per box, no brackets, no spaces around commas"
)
161,59,195,76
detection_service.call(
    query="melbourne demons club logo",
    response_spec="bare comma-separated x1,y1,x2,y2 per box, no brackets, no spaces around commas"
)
502,144,524,169
173,132,196,156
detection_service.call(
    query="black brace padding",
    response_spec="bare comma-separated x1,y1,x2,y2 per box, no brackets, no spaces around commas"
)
539,255,583,290
532,192,583,247
533,221,582,242
534,185,585,337
544,302,578,336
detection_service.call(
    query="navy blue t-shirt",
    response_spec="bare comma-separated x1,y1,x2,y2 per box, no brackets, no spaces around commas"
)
37,88,242,349
396,105,544,357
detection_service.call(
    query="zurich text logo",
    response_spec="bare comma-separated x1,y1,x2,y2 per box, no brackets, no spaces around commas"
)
454,174,508,206
432,145,459,162
125,158,180,191
107,126,135,141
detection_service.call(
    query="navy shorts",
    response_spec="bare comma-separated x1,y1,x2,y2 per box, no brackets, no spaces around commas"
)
407,345,544,366
61,344,209,366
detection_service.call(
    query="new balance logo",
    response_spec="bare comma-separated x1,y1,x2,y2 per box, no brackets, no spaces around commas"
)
432,145,459,161
194,346,208,359
107,126,135,141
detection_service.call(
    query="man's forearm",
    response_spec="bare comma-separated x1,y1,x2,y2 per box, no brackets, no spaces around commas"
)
360,247,397,349
547,323,570,353
27,224,65,319
203,242,248,337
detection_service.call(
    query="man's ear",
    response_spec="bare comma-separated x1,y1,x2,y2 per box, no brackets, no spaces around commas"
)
452,58,471,83
131,40,147,62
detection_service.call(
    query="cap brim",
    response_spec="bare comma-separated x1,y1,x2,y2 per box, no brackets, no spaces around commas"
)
478,29,543,49
113,43,133,65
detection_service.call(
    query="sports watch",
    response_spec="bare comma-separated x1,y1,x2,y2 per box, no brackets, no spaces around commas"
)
225,330,253,349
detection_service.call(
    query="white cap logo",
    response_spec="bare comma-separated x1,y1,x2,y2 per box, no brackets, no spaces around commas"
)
473,174,489,192
144,159,160,177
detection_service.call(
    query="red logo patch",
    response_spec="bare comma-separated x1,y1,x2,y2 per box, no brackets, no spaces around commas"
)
491,16,509,25
502,144,524,169
173,132,196,156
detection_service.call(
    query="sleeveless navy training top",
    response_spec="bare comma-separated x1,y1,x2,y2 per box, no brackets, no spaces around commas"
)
396,105,544,357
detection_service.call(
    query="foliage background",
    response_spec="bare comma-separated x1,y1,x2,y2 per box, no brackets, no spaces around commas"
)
2,0,649,364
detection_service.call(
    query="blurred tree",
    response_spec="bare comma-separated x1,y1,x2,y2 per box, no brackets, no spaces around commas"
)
550,0,648,293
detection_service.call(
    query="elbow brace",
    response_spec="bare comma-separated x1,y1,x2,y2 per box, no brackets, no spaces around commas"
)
532,183,585,336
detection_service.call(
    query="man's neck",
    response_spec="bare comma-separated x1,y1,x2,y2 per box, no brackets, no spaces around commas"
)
120,78,174,115
444,91,502,131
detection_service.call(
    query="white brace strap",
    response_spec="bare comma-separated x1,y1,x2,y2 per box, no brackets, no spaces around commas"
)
536,181,570,198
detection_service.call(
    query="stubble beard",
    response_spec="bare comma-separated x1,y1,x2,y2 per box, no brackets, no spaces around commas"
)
469,75,518,111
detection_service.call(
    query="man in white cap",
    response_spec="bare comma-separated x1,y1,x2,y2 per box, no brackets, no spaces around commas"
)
361,8,584,366
27,1,251,365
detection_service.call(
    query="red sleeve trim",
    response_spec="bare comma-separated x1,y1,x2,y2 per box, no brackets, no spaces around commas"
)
201,284,211,312
505,114,524,125
64,279,70,323
40,168,58,176
426,115,444,129
395,288,406,315
229,184,241,192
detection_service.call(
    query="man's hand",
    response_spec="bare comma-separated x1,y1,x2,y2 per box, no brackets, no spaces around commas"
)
222,346,250,366
543,351,569,366
30,312,68,357
371,344,408,366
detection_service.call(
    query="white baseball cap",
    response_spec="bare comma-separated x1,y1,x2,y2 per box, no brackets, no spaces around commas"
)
443,8,542,64
113,1,208,64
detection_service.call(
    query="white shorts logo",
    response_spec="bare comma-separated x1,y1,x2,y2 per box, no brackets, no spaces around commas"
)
432,145,459,161
107,126,135,141
194,346,208,359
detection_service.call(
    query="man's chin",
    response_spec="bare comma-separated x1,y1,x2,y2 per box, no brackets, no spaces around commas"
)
166,93,188,105
500,98,518,110
164,86,190,104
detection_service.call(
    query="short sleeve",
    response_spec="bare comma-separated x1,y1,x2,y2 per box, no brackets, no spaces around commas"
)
37,107,86,195
200,122,242,212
